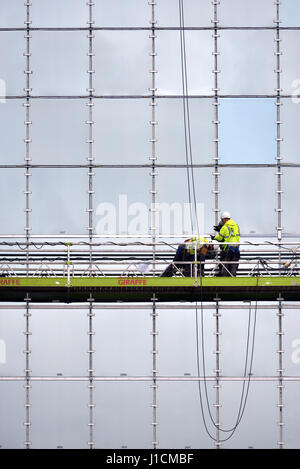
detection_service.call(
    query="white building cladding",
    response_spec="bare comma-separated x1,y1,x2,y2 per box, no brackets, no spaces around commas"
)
0,0,300,449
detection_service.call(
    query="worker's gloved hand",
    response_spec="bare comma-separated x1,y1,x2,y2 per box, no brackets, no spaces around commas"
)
213,222,223,232
210,234,215,240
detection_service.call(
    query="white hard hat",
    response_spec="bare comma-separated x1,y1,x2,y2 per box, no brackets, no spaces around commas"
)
221,211,231,219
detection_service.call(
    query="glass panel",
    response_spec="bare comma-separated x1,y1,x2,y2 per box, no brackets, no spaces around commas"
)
94,98,214,165
31,0,87,27
30,382,87,448
0,169,24,234
157,98,214,165
94,0,148,27
219,31,275,95
0,32,24,96
157,168,216,236
281,32,300,96
94,169,150,236
156,0,212,27
219,168,276,235
282,168,300,235
157,168,214,235
94,382,152,449
221,382,278,449
0,99,24,165
219,0,274,27
158,382,213,448
31,99,86,164
0,0,25,28
31,32,87,96
281,98,300,164
93,99,149,165
283,306,300,376
30,308,87,376
284,382,300,448
220,306,278,376
0,307,24,376
281,0,300,27
94,31,149,95
219,98,276,164
158,306,215,376
0,382,25,449
94,307,151,376
156,31,213,95
30,169,87,235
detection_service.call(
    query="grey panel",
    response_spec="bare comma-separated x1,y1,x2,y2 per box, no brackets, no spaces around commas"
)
93,307,152,376
93,382,152,449
0,100,24,165
0,169,25,234
219,31,275,95
0,32,24,96
0,382,25,449
219,0,274,27
30,308,87,376
31,32,87,96
30,99,87,165
30,382,87,449
94,31,149,95
156,31,213,96
30,168,87,235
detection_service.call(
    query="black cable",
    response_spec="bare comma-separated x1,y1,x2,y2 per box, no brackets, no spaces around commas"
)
179,0,199,236
195,274,259,442
179,0,194,234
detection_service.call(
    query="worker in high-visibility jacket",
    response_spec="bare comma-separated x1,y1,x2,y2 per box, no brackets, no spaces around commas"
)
161,236,216,277
212,211,240,276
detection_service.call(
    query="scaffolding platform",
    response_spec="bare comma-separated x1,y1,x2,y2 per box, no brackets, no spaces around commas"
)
0,276,300,302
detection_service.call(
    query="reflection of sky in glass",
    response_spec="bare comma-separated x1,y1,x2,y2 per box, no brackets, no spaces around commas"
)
219,99,276,164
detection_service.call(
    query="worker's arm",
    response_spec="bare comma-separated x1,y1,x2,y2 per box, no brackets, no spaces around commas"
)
214,224,229,243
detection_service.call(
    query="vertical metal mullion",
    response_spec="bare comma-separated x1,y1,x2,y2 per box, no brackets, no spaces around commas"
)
213,295,221,448
149,1,157,276
23,1,32,450
274,0,283,271
212,0,220,227
212,0,221,450
274,1,284,449
151,294,158,449
86,1,95,268
24,1,32,275
86,0,95,449
277,295,284,449
23,293,32,448
87,295,95,448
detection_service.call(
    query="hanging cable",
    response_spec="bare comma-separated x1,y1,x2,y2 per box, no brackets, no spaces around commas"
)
179,0,199,235
195,275,259,442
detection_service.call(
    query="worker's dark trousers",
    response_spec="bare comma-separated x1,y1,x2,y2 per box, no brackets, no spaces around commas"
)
161,245,205,277
218,248,240,277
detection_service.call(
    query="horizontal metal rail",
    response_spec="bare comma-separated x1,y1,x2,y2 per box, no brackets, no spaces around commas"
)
1,26,300,31
0,375,299,382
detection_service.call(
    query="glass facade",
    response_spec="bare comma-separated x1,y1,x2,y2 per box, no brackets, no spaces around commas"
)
0,0,300,449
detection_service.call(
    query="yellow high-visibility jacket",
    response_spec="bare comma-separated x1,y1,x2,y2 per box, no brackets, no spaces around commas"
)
184,236,209,256
214,219,240,250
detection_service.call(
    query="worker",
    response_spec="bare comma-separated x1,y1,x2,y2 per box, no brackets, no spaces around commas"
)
161,236,216,277
212,212,240,277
